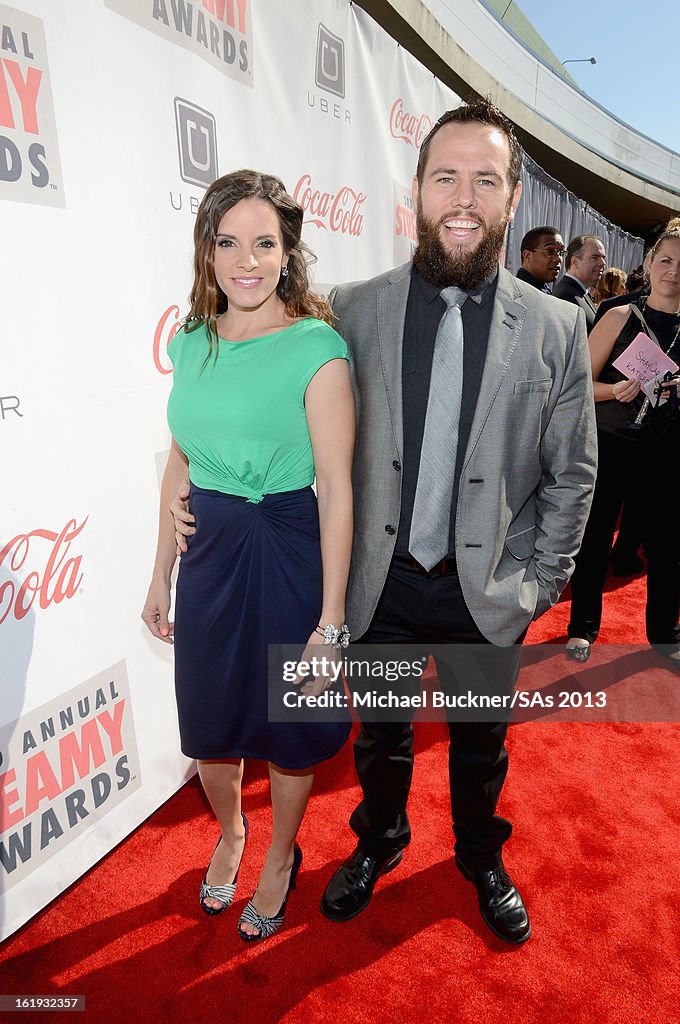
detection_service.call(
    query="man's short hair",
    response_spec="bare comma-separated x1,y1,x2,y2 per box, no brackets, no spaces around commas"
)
416,97,522,191
565,234,601,271
520,226,561,258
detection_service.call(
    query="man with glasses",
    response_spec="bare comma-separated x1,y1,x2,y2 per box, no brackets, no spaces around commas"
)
516,226,565,293
554,234,607,333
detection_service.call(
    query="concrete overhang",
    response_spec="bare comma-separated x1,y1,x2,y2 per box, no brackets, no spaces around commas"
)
356,0,680,240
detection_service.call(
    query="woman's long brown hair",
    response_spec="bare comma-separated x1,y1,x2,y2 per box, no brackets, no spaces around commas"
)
186,170,334,358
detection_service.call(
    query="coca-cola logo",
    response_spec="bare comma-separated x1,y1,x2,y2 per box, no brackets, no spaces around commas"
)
0,518,87,624
389,98,433,149
154,305,182,375
293,174,365,237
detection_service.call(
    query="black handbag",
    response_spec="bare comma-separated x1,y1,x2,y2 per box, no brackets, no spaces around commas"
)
638,371,680,444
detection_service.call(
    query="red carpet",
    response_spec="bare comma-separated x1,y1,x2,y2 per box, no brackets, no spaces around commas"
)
2,566,679,1023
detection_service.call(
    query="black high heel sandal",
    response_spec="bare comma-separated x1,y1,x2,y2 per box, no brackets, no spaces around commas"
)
199,812,249,915
238,844,302,942
565,642,591,663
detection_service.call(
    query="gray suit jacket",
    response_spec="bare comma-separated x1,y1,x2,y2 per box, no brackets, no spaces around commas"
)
331,263,597,645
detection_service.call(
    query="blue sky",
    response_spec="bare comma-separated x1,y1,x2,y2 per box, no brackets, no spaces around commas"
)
513,0,679,154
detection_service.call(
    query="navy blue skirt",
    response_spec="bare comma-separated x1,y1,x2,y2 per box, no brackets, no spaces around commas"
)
173,485,350,768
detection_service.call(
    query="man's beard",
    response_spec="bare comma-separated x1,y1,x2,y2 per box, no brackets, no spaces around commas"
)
413,203,510,291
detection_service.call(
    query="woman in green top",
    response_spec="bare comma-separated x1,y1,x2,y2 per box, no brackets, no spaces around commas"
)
142,170,355,941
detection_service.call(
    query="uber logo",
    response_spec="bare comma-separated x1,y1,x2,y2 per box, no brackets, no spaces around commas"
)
0,395,22,420
315,24,345,99
174,98,218,189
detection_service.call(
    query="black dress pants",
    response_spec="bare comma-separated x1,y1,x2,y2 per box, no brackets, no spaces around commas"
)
569,429,680,650
349,556,522,870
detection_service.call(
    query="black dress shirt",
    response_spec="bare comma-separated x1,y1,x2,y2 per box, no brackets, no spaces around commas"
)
395,265,496,558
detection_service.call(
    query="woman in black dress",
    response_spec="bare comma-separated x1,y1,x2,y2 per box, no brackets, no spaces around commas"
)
566,227,680,667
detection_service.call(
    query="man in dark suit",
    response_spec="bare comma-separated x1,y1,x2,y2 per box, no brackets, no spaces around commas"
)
515,225,565,292
553,234,606,333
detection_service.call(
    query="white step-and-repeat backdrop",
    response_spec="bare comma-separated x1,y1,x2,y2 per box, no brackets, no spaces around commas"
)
0,0,641,940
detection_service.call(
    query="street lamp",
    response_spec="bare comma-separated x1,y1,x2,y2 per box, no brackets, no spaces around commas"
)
562,57,597,65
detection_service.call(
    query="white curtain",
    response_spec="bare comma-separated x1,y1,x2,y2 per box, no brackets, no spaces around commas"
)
507,151,644,277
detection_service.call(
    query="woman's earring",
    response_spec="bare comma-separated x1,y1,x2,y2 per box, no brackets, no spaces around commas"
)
281,265,289,278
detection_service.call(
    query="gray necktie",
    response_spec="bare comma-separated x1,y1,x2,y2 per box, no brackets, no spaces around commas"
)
409,286,466,571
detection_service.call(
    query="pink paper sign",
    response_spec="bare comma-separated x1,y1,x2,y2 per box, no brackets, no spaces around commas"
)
612,331,679,385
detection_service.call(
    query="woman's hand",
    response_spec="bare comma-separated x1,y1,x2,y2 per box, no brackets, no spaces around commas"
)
141,579,174,644
170,478,195,554
293,631,341,696
612,378,640,403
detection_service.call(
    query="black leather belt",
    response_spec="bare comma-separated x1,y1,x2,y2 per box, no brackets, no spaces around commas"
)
393,554,458,576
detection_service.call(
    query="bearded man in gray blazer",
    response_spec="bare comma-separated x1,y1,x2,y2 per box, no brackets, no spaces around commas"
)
319,100,597,944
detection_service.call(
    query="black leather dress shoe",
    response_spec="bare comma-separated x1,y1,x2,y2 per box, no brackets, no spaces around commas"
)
320,846,403,922
661,653,680,675
455,856,531,944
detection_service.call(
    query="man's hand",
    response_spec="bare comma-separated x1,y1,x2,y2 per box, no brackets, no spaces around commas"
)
171,478,195,554
141,580,174,644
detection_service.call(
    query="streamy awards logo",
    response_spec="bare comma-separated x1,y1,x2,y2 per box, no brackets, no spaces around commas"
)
105,0,253,87
293,174,365,237
307,23,350,124
0,4,64,206
0,518,87,625
0,663,142,890
393,180,417,265
389,98,433,149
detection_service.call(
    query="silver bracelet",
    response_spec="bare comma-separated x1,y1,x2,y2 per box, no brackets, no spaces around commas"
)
315,622,351,650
